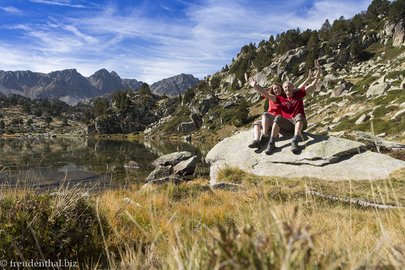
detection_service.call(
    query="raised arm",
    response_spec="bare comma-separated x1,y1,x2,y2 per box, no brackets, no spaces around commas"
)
245,73,276,102
297,69,313,89
305,60,322,95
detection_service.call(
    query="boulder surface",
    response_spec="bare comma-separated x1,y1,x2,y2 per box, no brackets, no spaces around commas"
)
206,130,405,183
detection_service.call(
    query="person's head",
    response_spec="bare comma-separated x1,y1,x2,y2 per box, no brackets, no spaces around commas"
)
282,81,295,97
268,83,284,96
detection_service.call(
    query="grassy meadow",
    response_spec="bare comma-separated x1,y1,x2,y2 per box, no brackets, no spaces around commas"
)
1,168,405,269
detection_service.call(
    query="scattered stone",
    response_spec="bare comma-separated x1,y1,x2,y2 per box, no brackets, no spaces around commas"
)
177,121,197,133
124,161,140,169
366,82,390,97
123,198,141,206
144,176,184,186
211,182,243,191
350,131,405,151
355,114,370,125
391,109,405,121
173,156,198,176
145,165,172,182
152,151,193,167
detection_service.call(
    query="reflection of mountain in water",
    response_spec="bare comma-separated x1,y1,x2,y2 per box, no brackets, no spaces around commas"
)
0,137,210,188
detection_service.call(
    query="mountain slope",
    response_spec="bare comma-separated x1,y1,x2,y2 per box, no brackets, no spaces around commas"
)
150,73,199,96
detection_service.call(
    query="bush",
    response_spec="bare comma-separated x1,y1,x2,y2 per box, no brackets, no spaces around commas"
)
0,192,108,267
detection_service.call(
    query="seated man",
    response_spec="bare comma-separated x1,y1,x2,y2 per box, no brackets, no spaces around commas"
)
248,60,322,154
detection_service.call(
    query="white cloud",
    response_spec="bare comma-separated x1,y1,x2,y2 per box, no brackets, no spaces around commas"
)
0,6,23,15
29,0,86,8
1,0,372,83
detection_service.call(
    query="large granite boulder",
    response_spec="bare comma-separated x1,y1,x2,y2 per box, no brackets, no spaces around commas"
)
206,130,405,183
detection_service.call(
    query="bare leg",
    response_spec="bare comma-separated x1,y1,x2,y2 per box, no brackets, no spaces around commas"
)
261,114,270,136
295,121,303,137
271,122,280,138
253,124,261,141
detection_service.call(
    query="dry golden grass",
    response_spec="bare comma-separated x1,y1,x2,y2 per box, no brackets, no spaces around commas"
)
90,168,405,269
2,168,405,269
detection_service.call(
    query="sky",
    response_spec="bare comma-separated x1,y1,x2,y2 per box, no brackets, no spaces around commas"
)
0,0,372,84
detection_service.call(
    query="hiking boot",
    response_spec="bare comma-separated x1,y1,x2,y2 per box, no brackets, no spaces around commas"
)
265,142,276,155
248,139,261,148
291,140,299,154
260,135,270,146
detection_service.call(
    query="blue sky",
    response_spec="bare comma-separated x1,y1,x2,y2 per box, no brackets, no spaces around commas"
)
0,0,371,84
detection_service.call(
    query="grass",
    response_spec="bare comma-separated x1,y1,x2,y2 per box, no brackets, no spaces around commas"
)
1,168,405,268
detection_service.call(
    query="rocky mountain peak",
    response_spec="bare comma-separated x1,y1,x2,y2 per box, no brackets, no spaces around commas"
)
150,73,199,96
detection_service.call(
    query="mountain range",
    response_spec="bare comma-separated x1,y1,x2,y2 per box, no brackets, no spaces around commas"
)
0,69,199,105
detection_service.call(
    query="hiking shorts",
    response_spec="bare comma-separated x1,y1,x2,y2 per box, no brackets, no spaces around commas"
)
273,113,308,132
253,112,276,129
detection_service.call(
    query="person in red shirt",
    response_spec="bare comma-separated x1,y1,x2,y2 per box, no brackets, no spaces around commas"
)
248,82,285,148
248,60,322,154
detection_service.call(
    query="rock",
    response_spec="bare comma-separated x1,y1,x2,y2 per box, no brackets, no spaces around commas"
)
211,182,243,191
333,80,353,96
393,20,405,47
355,114,370,125
350,131,405,151
366,82,390,97
206,130,405,183
123,198,141,206
173,156,198,176
177,121,197,133
391,109,405,121
143,176,184,186
400,102,405,108
152,151,193,167
190,113,203,129
223,100,236,108
145,165,172,182
123,161,140,169
384,22,396,37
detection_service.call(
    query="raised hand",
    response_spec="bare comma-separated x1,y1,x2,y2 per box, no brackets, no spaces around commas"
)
314,59,321,70
245,73,257,87
307,69,313,81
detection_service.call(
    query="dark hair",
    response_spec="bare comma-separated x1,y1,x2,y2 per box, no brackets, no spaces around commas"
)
268,82,286,97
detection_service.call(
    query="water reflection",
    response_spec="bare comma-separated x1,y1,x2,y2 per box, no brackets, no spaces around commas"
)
0,137,214,188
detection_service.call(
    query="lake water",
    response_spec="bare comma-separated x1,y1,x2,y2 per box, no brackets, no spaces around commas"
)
0,137,215,189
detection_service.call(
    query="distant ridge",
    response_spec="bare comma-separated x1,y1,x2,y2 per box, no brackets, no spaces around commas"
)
0,69,198,105
150,73,199,96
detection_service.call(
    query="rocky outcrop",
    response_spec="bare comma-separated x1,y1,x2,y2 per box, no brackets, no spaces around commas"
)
349,131,405,151
146,151,197,183
206,130,405,183
150,73,199,96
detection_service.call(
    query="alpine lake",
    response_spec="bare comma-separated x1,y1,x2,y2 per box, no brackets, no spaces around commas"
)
0,136,215,190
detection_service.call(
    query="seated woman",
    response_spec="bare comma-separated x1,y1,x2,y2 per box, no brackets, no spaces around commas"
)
248,82,284,148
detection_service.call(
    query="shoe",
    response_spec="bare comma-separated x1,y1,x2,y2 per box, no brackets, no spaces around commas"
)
265,142,276,155
248,139,261,148
291,140,299,154
260,135,270,146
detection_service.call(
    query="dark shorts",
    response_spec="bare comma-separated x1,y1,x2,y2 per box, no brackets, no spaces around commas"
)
273,113,307,133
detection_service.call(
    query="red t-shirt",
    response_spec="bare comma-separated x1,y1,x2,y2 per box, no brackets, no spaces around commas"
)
276,86,306,119
261,96,282,115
